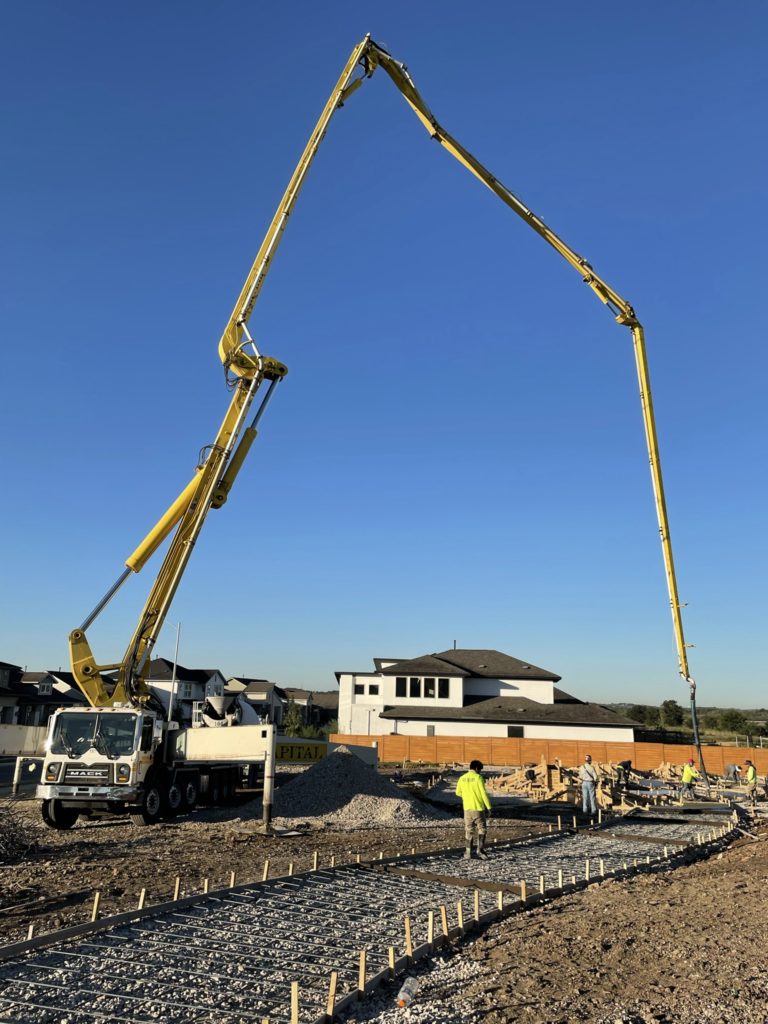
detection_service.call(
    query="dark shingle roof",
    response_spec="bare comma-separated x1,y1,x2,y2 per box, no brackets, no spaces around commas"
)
379,688,638,728
311,691,339,710
148,659,219,685
378,649,560,682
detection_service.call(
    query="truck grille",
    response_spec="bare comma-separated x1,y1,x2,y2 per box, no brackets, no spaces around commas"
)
63,763,111,785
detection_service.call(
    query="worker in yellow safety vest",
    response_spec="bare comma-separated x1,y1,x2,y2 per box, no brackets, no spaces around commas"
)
744,760,757,805
681,758,700,801
456,759,492,860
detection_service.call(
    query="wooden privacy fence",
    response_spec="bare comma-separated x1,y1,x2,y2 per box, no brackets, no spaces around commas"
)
330,734,768,774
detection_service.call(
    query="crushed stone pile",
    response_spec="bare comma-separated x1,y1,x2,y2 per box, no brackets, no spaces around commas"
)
272,748,453,829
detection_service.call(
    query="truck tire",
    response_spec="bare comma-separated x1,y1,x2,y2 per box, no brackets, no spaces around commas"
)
181,774,199,811
163,779,183,817
130,780,163,826
41,799,79,831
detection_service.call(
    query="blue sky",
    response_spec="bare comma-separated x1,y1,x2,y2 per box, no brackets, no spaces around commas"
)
1,2,765,707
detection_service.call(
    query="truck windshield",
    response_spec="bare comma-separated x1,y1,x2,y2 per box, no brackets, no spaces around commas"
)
51,713,139,758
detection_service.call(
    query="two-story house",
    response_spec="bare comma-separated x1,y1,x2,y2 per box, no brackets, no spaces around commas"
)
336,648,636,742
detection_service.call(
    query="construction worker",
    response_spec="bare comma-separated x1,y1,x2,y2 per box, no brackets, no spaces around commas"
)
456,759,491,860
744,760,757,805
579,754,599,815
681,758,700,800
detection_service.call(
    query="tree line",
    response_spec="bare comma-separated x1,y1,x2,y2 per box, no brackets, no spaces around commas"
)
624,700,767,737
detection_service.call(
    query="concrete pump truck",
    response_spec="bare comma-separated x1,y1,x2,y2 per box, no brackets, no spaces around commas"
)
37,36,703,828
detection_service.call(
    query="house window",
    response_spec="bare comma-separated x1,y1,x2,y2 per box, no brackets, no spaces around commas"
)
395,677,406,698
206,680,223,698
438,678,450,699
424,677,435,698
368,684,379,696
409,677,421,699
354,684,365,696
507,725,524,738
39,681,52,696
426,725,435,737
180,682,193,700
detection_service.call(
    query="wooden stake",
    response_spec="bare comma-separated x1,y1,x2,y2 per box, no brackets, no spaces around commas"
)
313,850,319,870
379,851,384,860
497,890,504,914
91,891,101,922
599,859,605,877
288,862,294,876
557,814,562,830
598,809,603,824
519,879,527,902
262,859,270,881
330,854,336,868
427,909,435,947
585,858,590,881
173,876,181,901
457,900,464,931
26,923,34,940
388,946,396,977
664,846,669,858
290,980,299,1024
571,874,576,886
404,915,413,958
411,847,416,855
230,870,236,887
473,888,480,923
356,853,361,864
203,878,209,894
572,814,578,829
539,874,545,894
548,823,553,833
137,888,146,910
358,949,367,998
557,868,563,890
325,970,338,1020
440,904,449,938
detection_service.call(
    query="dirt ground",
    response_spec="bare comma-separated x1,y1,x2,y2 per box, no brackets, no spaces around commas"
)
1,786,766,1023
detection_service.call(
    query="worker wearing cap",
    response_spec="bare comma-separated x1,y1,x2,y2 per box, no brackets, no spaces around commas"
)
579,754,599,815
745,760,757,805
681,758,700,800
456,759,491,860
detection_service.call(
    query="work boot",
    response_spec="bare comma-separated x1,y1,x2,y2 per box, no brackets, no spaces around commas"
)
463,845,473,860
476,836,488,860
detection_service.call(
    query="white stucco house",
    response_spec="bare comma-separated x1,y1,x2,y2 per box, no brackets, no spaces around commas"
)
336,649,636,742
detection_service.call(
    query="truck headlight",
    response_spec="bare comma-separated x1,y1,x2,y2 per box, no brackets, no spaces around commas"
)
45,762,61,782
116,764,131,784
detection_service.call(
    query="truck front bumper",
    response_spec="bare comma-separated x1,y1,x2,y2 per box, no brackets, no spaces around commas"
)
36,784,140,804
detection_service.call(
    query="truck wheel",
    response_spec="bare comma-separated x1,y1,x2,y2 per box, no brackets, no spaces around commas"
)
41,799,79,830
164,780,183,817
130,781,163,826
181,775,199,811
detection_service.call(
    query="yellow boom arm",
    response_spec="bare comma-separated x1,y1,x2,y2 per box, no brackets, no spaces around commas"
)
70,35,693,714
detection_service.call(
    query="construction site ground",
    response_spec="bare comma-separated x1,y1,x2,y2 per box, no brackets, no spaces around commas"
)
1,768,766,1023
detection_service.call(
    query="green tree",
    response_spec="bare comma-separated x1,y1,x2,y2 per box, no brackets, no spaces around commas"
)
718,709,748,734
283,700,303,737
660,699,684,727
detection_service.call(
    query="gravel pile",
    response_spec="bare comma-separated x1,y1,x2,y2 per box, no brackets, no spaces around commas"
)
272,748,453,829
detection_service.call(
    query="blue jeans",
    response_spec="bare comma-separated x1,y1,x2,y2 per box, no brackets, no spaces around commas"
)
582,781,597,815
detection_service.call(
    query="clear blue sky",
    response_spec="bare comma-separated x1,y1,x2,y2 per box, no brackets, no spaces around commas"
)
1,2,766,707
